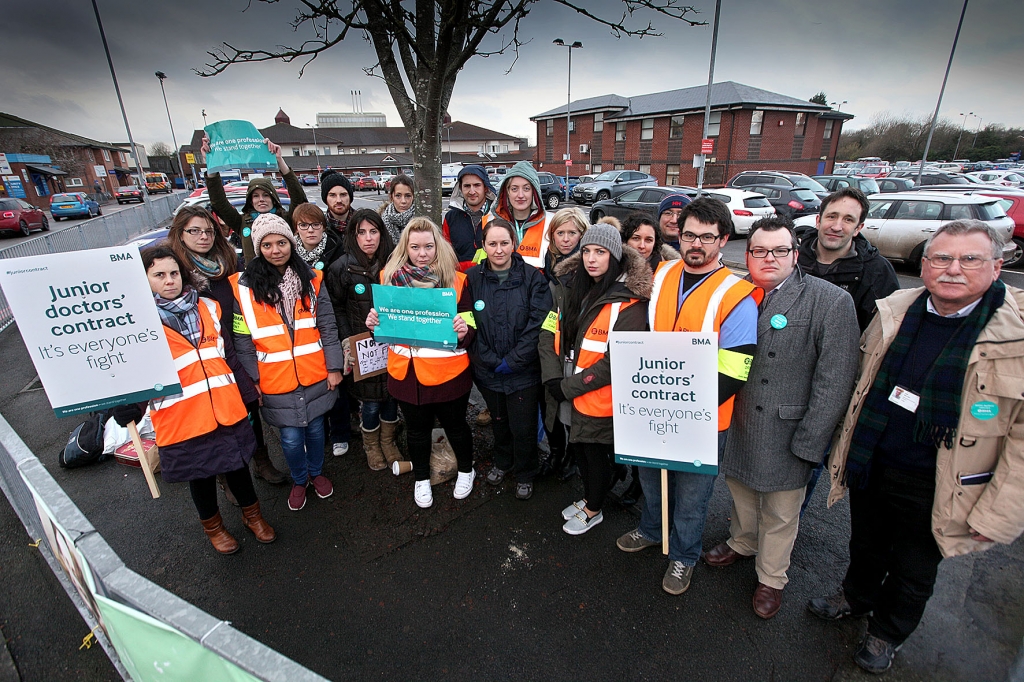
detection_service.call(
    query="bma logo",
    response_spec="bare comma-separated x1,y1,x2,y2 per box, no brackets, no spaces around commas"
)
441,290,454,297
692,337,711,345
109,252,133,261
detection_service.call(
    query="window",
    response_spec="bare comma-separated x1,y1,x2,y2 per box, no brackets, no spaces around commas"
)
894,201,942,220
324,147,332,155
948,204,973,220
594,112,603,132
405,147,410,153
592,164,602,174
391,147,396,152
640,118,654,140
868,200,894,219
361,148,367,154
569,119,575,133
102,149,111,162
670,115,685,139
708,111,722,136
665,164,680,185
502,145,509,153
639,164,651,175
292,148,301,156
615,122,626,142
67,177,84,187
614,163,625,170
618,189,646,202
546,120,554,136
824,119,834,140
795,113,806,136
750,110,764,136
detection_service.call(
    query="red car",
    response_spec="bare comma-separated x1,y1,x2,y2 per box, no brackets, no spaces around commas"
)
979,190,1024,268
353,176,377,191
0,197,49,236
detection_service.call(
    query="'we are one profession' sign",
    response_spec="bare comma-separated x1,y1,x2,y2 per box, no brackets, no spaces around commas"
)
610,331,719,475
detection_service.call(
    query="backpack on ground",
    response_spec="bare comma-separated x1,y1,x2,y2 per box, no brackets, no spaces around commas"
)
59,411,111,469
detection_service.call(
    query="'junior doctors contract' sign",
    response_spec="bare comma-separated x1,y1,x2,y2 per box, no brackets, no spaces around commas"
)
0,246,182,417
610,331,719,474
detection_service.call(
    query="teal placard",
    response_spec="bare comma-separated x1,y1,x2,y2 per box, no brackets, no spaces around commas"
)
371,284,458,349
204,120,278,173
615,453,719,476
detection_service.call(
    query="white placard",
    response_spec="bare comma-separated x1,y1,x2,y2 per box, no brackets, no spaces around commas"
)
351,331,388,381
610,331,719,474
0,246,182,417
93,165,107,177
0,153,12,175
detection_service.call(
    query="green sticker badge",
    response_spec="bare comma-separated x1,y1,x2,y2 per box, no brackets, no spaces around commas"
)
354,283,366,294
971,400,999,421
314,261,324,270
474,300,486,311
770,314,788,330
242,227,251,237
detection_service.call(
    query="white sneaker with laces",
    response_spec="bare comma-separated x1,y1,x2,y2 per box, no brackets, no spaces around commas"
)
453,469,475,499
333,442,349,457
414,480,433,508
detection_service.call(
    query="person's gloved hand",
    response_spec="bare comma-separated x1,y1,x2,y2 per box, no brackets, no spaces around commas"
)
545,378,566,403
494,359,513,375
112,403,144,427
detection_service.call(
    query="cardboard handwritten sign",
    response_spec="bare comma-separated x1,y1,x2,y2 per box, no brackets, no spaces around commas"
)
351,331,388,381
203,120,277,173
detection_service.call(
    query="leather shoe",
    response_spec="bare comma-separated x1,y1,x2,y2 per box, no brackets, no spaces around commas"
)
753,583,783,619
703,542,753,567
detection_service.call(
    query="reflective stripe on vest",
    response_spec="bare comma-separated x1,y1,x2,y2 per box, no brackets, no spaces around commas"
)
231,271,329,395
572,300,637,418
386,272,470,386
150,298,249,446
515,222,549,269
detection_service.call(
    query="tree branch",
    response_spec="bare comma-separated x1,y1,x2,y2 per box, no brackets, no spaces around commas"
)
552,0,705,37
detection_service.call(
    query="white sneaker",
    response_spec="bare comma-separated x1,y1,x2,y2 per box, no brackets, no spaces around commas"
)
562,499,587,521
333,442,349,457
562,510,604,535
414,480,433,508
453,469,475,499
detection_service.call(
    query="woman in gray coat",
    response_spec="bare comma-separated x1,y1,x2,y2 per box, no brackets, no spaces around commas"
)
232,214,344,513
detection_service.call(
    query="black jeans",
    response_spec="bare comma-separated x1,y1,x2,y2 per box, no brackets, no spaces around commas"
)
398,393,474,481
478,384,540,483
577,442,614,512
189,466,257,520
842,463,944,646
246,401,266,450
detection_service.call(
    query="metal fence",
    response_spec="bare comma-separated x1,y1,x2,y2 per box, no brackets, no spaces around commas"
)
0,194,184,331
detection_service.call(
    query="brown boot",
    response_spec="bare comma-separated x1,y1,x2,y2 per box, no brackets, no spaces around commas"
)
200,512,239,555
241,502,277,543
379,419,404,465
217,474,239,506
250,446,287,485
363,425,387,470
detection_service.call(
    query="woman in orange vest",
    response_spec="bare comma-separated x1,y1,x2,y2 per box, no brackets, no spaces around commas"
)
538,224,652,535
231,214,345,513
487,161,548,269
365,218,477,509
114,245,276,555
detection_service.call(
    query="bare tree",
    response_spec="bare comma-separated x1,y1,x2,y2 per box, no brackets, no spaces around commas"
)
149,142,174,158
197,0,703,223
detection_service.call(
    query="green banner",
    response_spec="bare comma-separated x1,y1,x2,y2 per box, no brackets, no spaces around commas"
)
371,284,458,349
204,120,278,173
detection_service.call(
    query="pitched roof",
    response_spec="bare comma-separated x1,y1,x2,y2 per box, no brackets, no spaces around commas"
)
0,112,126,152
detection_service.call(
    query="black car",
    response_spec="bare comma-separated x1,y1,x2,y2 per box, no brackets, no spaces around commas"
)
886,170,972,186
876,177,916,193
743,184,821,218
727,170,829,198
588,185,698,223
813,175,880,195
536,171,564,210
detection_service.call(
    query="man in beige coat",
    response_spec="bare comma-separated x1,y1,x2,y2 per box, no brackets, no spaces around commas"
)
809,219,1024,675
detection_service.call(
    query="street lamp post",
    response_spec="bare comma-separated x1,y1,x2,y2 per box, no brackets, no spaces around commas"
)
830,100,848,113
154,71,183,188
953,111,974,160
972,116,984,148
307,124,321,174
553,38,582,202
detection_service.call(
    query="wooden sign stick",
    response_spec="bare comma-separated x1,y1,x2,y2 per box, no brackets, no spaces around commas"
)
127,421,160,499
661,469,669,555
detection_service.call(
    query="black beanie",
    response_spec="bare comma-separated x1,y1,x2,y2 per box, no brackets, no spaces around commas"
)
320,170,353,203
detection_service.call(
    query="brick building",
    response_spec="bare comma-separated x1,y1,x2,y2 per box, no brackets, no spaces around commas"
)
531,81,853,187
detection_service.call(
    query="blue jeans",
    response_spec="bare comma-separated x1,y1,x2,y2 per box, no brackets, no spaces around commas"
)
360,398,399,431
637,431,727,565
279,415,325,486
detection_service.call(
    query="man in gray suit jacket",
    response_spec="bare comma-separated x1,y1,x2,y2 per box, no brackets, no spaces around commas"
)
704,215,860,619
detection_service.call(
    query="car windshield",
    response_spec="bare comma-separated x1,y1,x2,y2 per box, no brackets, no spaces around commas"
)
976,202,1008,220
743,197,772,208
53,194,80,202
863,166,884,174
0,199,17,210
593,172,619,181
792,177,828,193
791,189,818,202
857,179,880,193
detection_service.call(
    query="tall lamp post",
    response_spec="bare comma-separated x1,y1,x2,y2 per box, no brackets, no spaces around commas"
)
307,124,321,174
972,115,984,149
830,100,848,113
155,71,183,188
953,111,974,160
553,38,582,202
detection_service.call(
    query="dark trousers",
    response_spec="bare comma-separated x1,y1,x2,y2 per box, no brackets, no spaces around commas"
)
325,388,352,446
246,401,266,450
479,384,540,483
842,464,944,646
399,393,474,481
189,466,257,520
577,442,614,512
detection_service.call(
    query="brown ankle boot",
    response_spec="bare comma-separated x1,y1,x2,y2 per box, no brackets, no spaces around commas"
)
362,425,388,470
217,474,239,506
250,446,287,485
379,419,404,465
241,502,277,543
200,512,239,554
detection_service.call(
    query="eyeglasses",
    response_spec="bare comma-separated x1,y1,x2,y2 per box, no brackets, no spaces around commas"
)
661,209,684,220
183,228,215,237
748,247,794,259
680,231,721,244
923,254,992,269
296,222,324,232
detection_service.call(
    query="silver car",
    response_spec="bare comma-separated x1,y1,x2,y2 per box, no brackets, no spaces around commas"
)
571,170,657,205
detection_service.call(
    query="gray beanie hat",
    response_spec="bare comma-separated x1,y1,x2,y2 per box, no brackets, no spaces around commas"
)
579,223,623,260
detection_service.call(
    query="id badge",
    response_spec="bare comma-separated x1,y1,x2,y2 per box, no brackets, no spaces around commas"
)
888,385,920,413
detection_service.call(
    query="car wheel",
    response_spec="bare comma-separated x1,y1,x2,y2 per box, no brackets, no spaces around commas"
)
596,191,610,202
546,193,561,210
590,209,605,222
1007,237,1024,269
96,207,103,216
19,220,30,237
41,215,49,232
908,241,926,268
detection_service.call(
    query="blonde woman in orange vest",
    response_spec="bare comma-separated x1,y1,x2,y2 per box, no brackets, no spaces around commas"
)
231,214,345,513
365,217,477,509
112,245,276,555
487,161,549,270
538,224,652,535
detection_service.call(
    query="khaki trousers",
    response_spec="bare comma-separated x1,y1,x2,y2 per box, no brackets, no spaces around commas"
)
724,476,805,590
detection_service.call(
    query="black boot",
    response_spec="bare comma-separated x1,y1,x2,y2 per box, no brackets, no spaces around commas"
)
620,467,643,506
558,445,578,481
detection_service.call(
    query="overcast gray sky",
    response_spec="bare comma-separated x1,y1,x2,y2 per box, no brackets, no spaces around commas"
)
4,0,1022,152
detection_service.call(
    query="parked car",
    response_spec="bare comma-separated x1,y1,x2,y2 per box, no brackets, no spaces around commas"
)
115,185,144,204
589,185,699,224
702,188,777,236
536,171,564,210
375,172,395,190
876,177,917,193
858,165,890,178
577,174,596,185
571,170,658,205
739,184,821,219
861,191,1015,265
976,191,1024,268
727,170,829,198
299,174,319,186
0,198,49,236
353,175,378,191
813,175,881,195
50,192,101,221
968,170,1024,187
144,172,173,194
886,170,973,186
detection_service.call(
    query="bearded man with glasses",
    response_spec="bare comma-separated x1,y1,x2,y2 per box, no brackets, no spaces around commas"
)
810,219,1024,675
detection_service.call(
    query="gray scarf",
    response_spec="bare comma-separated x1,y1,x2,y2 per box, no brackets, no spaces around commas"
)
382,202,416,244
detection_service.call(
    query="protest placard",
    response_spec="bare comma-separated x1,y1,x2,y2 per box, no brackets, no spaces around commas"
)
610,331,719,474
0,246,181,418
203,120,278,173
370,284,458,349
350,331,388,381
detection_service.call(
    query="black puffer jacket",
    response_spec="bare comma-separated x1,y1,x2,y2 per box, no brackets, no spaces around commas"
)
466,253,553,394
326,252,388,402
797,233,900,332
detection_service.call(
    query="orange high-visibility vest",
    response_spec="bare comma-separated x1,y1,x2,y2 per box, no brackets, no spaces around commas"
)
483,213,549,269
649,260,762,430
230,271,329,395
150,298,249,446
385,272,471,386
571,300,639,418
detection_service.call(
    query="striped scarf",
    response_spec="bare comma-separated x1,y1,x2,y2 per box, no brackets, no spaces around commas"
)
155,287,201,346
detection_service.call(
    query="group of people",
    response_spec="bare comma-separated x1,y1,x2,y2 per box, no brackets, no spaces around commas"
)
119,141,1024,676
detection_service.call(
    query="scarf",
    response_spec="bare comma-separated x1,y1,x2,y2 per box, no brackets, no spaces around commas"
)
844,280,1005,489
188,252,226,294
278,266,306,326
155,287,201,346
326,209,349,236
391,263,440,289
382,202,416,244
295,233,327,266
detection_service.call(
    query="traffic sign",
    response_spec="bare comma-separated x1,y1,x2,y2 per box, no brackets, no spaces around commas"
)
565,160,573,167
185,153,196,164
701,138,714,154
